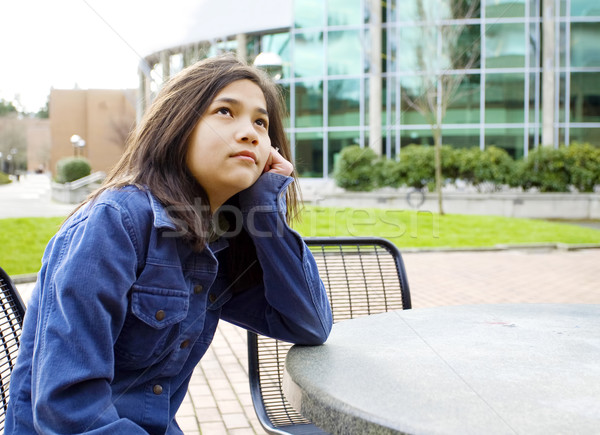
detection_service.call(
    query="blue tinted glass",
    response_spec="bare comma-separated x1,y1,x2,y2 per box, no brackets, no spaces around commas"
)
294,32,324,78
328,30,363,75
571,0,600,16
486,23,526,68
486,0,526,18
571,23,600,67
570,72,600,122
295,0,325,28
295,131,324,177
328,0,362,25
295,80,324,128
485,73,525,123
485,128,524,159
445,75,481,124
328,79,361,127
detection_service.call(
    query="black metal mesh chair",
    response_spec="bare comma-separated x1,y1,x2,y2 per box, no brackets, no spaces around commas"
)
248,237,412,434
0,267,26,432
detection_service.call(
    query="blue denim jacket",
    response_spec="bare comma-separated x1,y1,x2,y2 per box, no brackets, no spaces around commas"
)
6,172,333,434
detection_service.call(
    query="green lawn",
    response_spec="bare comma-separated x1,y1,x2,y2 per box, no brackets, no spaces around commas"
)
1,208,599,277
292,206,600,249
0,217,64,276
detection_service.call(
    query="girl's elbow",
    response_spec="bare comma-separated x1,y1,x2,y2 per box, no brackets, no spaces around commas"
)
300,319,333,345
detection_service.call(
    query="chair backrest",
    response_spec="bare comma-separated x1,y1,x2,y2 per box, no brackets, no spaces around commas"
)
248,237,411,434
0,267,26,432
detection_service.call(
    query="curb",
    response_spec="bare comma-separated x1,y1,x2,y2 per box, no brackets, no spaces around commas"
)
393,242,600,254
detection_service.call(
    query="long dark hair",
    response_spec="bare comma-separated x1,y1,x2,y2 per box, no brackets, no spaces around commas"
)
77,54,299,252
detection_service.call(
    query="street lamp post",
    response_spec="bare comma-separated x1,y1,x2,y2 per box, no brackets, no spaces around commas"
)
70,135,86,158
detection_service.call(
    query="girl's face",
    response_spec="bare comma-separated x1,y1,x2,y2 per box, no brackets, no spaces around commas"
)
186,79,272,211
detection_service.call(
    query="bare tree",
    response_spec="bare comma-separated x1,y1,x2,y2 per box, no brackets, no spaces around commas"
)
107,116,136,150
0,118,27,174
400,0,480,215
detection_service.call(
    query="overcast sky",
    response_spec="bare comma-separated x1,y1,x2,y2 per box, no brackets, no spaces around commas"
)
0,0,292,113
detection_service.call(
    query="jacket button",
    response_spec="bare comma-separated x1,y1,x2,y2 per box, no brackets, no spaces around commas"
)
155,310,166,321
208,293,217,303
153,384,163,395
180,339,190,349
194,285,203,294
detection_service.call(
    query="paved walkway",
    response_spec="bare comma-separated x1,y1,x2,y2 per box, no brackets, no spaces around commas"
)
0,173,76,218
6,174,600,434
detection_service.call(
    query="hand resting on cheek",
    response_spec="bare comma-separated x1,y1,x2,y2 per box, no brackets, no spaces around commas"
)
263,146,294,176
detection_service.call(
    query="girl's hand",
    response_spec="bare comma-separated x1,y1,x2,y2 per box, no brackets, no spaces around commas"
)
263,147,293,176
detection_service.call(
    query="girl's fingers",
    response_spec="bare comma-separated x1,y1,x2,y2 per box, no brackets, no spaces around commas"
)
264,147,293,176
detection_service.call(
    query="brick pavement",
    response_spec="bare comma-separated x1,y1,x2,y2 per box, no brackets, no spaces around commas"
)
15,248,600,434
165,247,600,434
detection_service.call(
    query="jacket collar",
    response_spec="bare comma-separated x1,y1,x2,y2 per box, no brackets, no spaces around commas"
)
146,191,178,230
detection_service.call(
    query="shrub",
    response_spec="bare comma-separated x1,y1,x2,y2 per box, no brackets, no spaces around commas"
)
333,145,378,191
512,146,569,192
55,157,91,183
0,171,11,185
563,142,600,192
440,145,462,184
458,146,515,191
396,145,435,190
374,158,402,188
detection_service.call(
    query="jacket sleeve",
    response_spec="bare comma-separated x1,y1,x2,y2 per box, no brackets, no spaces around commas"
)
220,172,333,345
30,201,149,434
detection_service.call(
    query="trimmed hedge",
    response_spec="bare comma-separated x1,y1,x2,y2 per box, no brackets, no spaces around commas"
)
334,145,379,191
0,171,11,185
334,143,600,193
55,157,91,184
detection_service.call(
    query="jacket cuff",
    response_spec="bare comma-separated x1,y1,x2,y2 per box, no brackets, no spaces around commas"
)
238,172,294,212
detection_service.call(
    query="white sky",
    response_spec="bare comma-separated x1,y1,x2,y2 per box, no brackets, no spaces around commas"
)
1,0,281,113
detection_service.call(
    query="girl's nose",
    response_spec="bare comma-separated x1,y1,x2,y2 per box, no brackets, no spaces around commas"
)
236,120,259,145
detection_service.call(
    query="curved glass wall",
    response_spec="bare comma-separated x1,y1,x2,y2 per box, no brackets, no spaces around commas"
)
139,0,600,178
283,0,600,176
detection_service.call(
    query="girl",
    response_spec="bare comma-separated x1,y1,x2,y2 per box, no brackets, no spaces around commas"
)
6,54,333,434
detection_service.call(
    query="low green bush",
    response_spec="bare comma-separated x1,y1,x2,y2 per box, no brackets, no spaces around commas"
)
374,158,402,188
563,142,600,193
396,145,435,190
55,157,91,183
334,145,379,191
513,147,570,192
458,146,515,191
333,142,599,193
0,172,11,185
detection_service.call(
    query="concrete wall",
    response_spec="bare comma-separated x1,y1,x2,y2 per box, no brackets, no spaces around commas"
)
302,185,600,220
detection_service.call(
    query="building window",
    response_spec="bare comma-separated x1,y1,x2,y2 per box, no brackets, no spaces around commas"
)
327,29,364,75
570,72,600,123
485,23,526,68
485,73,526,124
295,131,324,177
295,80,324,128
294,31,324,78
328,79,361,127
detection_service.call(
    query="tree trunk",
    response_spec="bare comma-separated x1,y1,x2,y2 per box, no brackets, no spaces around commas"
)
433,126,444,215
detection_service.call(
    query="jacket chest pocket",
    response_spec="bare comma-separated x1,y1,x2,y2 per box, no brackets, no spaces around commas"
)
115,286,189,369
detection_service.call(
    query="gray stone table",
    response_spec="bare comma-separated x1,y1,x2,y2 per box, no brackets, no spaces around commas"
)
283,304,600,435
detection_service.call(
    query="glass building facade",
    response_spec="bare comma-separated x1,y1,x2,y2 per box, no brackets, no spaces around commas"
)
139,0,600,179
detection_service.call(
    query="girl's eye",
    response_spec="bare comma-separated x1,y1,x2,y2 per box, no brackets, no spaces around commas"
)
217,107,231,116
256,118,268,128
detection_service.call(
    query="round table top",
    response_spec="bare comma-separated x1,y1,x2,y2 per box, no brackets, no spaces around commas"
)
283,303,600,435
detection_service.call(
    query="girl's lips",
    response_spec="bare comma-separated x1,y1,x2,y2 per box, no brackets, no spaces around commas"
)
231,151,257,163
